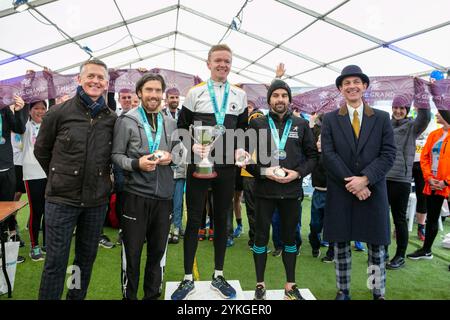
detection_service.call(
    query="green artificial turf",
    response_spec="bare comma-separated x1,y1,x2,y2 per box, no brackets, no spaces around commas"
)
2,196,449,300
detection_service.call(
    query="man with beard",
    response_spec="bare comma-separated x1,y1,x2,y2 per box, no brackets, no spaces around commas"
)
163,87,185,244
171,44,248,300
321,65,396,300
112,73,177,300
241,80,318,300
163,87,181,120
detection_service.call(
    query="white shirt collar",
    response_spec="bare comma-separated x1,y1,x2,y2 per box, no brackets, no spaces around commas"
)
346,102,364,125
210,78,227,86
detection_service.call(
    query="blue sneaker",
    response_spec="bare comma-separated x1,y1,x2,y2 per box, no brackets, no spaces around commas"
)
171,279,195,300
226,237,234,247
354,241,365,252
211,275,236,299
233,224,243,238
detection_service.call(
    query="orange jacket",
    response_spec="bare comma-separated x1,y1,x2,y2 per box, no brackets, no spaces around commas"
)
420,128,450,198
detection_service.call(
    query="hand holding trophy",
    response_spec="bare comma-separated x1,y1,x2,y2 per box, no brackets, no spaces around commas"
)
235,148,250,168
190,125,221,179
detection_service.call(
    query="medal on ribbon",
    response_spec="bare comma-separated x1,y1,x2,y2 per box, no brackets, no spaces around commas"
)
268,116,292,160
207,79,229,136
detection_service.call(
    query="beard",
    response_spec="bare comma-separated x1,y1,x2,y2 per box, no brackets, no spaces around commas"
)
272,103,288,115
168,102,178,110
142,98,161,112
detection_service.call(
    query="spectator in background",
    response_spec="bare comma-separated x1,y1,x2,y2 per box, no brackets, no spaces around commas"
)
131,93,140,108
164,87,186,244
23,100,49,262
407,112,450,261
385,96,430,270
429,70,444,83
163,87,181,120
0,95,27,262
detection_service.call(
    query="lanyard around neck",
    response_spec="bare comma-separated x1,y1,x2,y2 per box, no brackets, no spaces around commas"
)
138,106,163,153
268,116,292,151
207,79,230,126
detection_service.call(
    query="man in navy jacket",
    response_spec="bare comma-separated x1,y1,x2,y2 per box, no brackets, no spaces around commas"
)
321,65,396,300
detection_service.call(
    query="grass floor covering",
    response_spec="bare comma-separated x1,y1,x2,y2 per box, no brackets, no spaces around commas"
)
2,196,450,300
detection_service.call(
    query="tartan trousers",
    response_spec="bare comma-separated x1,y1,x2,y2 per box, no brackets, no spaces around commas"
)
38,201,107,300
334,242,386,297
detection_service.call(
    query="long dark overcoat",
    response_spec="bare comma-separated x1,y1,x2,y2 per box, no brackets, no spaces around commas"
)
321,104,396,245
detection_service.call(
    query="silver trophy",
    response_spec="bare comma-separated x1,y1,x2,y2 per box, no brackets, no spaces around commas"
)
190,125,221,179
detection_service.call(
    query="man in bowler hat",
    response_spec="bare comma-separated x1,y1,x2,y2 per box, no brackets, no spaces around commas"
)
321,65,396,300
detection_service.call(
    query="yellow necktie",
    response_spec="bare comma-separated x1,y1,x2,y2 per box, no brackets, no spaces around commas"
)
352,110,360,138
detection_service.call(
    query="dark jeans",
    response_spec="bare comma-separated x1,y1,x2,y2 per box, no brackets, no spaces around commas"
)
387,180,410,258
309,189,327,250
39,201,107,300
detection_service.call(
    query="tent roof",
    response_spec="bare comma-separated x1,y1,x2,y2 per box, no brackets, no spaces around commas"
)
0,0,448,87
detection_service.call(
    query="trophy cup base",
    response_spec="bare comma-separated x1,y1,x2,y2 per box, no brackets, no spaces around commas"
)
193,171,218,179
193,165,217,179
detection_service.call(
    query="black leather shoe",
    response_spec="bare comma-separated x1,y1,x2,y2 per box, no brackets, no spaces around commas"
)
335,290,351,300
386,256,405,270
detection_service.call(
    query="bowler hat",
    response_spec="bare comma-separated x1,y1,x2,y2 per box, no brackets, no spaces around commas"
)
335,65,370,89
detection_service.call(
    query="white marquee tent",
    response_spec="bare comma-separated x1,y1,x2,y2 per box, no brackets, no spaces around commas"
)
0,0,449,87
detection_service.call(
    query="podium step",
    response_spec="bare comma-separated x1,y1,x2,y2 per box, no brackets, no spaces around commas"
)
164,280,246,300
243,289,316,300
164,280,316,300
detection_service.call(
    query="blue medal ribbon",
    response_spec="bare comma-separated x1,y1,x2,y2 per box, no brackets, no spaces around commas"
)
268,116,292,156
207,79,230,128
138,106,163,154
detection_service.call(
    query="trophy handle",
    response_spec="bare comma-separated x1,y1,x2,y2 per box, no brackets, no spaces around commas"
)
188,125,201,145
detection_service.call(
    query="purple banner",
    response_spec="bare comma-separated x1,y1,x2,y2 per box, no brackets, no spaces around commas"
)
239,83,270,110
0,68,202,109
292,76,449,114
1,72,449,112
292,84,342,114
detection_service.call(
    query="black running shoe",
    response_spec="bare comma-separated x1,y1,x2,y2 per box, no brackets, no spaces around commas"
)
211,275,236,299
284,284,304,300
171,279,195,300
253,284,266,300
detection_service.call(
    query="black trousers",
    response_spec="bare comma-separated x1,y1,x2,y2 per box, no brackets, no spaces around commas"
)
184,165,235,274
25,178,47,248
243,177,256,246
423,192,446,252
412,162,427,213
0,168,17,232
253,197,300,283
39,201,107,300
387,180,411,258
121,192,171,300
